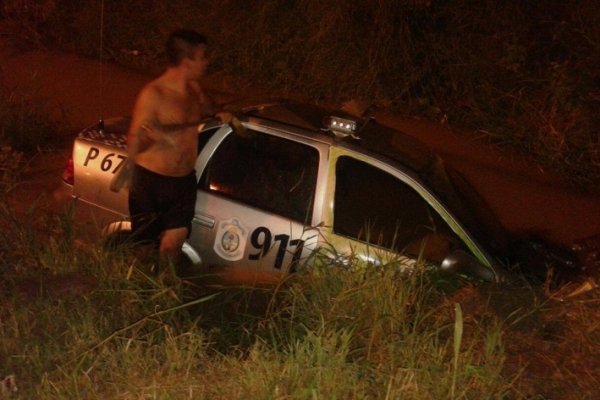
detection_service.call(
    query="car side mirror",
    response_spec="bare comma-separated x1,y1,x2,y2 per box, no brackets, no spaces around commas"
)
441,249,503,282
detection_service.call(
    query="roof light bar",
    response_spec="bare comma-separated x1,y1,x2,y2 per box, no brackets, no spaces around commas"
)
324,116,358,138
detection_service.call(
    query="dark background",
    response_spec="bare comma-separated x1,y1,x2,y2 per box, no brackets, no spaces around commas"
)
1,0,599,190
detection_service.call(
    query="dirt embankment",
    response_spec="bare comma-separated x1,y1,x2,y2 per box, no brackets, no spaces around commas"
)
2,49,599,248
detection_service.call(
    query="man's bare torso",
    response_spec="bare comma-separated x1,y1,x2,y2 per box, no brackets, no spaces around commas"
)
132,74,213,177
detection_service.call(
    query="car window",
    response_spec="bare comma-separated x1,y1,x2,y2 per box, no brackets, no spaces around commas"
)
199,130,319,223
334,156,460,261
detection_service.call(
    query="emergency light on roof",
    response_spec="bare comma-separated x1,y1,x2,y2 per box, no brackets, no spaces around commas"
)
324,116,359,139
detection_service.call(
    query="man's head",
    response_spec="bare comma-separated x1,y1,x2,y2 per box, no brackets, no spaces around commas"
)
166,29,208,67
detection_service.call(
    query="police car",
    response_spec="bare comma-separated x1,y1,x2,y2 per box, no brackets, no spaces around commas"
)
62,101,580,283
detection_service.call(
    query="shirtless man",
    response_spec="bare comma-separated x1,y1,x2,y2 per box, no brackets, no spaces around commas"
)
127,29,227,261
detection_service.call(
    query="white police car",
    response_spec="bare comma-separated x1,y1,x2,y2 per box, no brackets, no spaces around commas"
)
63,101,581,283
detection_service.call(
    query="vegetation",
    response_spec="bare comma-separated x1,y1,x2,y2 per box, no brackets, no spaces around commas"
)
0,74,63,195
0,79,59,152
0,199,598,399
1,0,599,191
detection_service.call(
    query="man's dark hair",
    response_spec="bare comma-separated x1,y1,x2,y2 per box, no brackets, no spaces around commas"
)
166,29,207,66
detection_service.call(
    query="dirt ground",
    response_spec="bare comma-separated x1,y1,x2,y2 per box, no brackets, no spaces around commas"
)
2,47,600,399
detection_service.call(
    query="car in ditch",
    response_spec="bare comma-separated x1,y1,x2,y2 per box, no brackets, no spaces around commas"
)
62,101,585,284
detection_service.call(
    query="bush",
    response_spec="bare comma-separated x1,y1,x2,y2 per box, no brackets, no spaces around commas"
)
0,80,58,152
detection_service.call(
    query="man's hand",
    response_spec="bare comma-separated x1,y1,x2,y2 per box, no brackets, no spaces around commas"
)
215,111,233,124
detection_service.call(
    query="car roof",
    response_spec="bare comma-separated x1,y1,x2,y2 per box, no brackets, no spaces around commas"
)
240,100,438,174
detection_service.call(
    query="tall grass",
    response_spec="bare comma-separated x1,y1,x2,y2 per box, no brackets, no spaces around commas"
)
0,200,520,399
0,77,59,152
0,145,24,194
0,75,63,195
2,196,599,398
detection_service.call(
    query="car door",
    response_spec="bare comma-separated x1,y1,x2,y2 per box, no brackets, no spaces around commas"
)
187,123,327,281
321,146,493,270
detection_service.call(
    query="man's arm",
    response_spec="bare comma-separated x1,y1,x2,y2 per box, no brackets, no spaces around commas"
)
128,87,154,159
127,86,177,160
149,117,215,133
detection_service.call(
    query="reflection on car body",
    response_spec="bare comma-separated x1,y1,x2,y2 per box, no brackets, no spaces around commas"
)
65,101,583,284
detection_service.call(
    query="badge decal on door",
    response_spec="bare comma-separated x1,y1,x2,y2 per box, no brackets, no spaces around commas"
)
214,217,248,261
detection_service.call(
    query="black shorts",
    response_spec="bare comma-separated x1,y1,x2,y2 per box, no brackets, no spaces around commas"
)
128,164,197,243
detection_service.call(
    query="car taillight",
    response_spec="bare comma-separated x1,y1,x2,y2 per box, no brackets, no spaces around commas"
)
62,157,74,185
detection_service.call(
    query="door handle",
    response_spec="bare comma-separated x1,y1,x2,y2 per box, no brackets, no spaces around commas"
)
193,214,215,229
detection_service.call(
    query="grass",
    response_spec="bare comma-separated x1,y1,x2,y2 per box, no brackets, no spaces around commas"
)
0,76,59,152
0,71,66,195
1,198,599,399
0,145,25,194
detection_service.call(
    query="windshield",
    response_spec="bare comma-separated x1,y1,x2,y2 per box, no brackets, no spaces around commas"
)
426,161,510,258
357,121,510,258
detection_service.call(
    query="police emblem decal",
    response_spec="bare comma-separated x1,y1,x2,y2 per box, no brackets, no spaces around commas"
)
213,217,248,261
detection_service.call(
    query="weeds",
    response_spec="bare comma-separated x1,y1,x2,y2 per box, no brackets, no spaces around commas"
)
1,200,600,398
0,145,25,194
0,201,513,398
0,70,62,196
0,77,58,152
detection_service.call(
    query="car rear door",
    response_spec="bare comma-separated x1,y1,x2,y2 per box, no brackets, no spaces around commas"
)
188,123,328,282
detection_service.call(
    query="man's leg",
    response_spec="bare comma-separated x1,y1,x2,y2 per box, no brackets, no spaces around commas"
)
159,227,189,262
